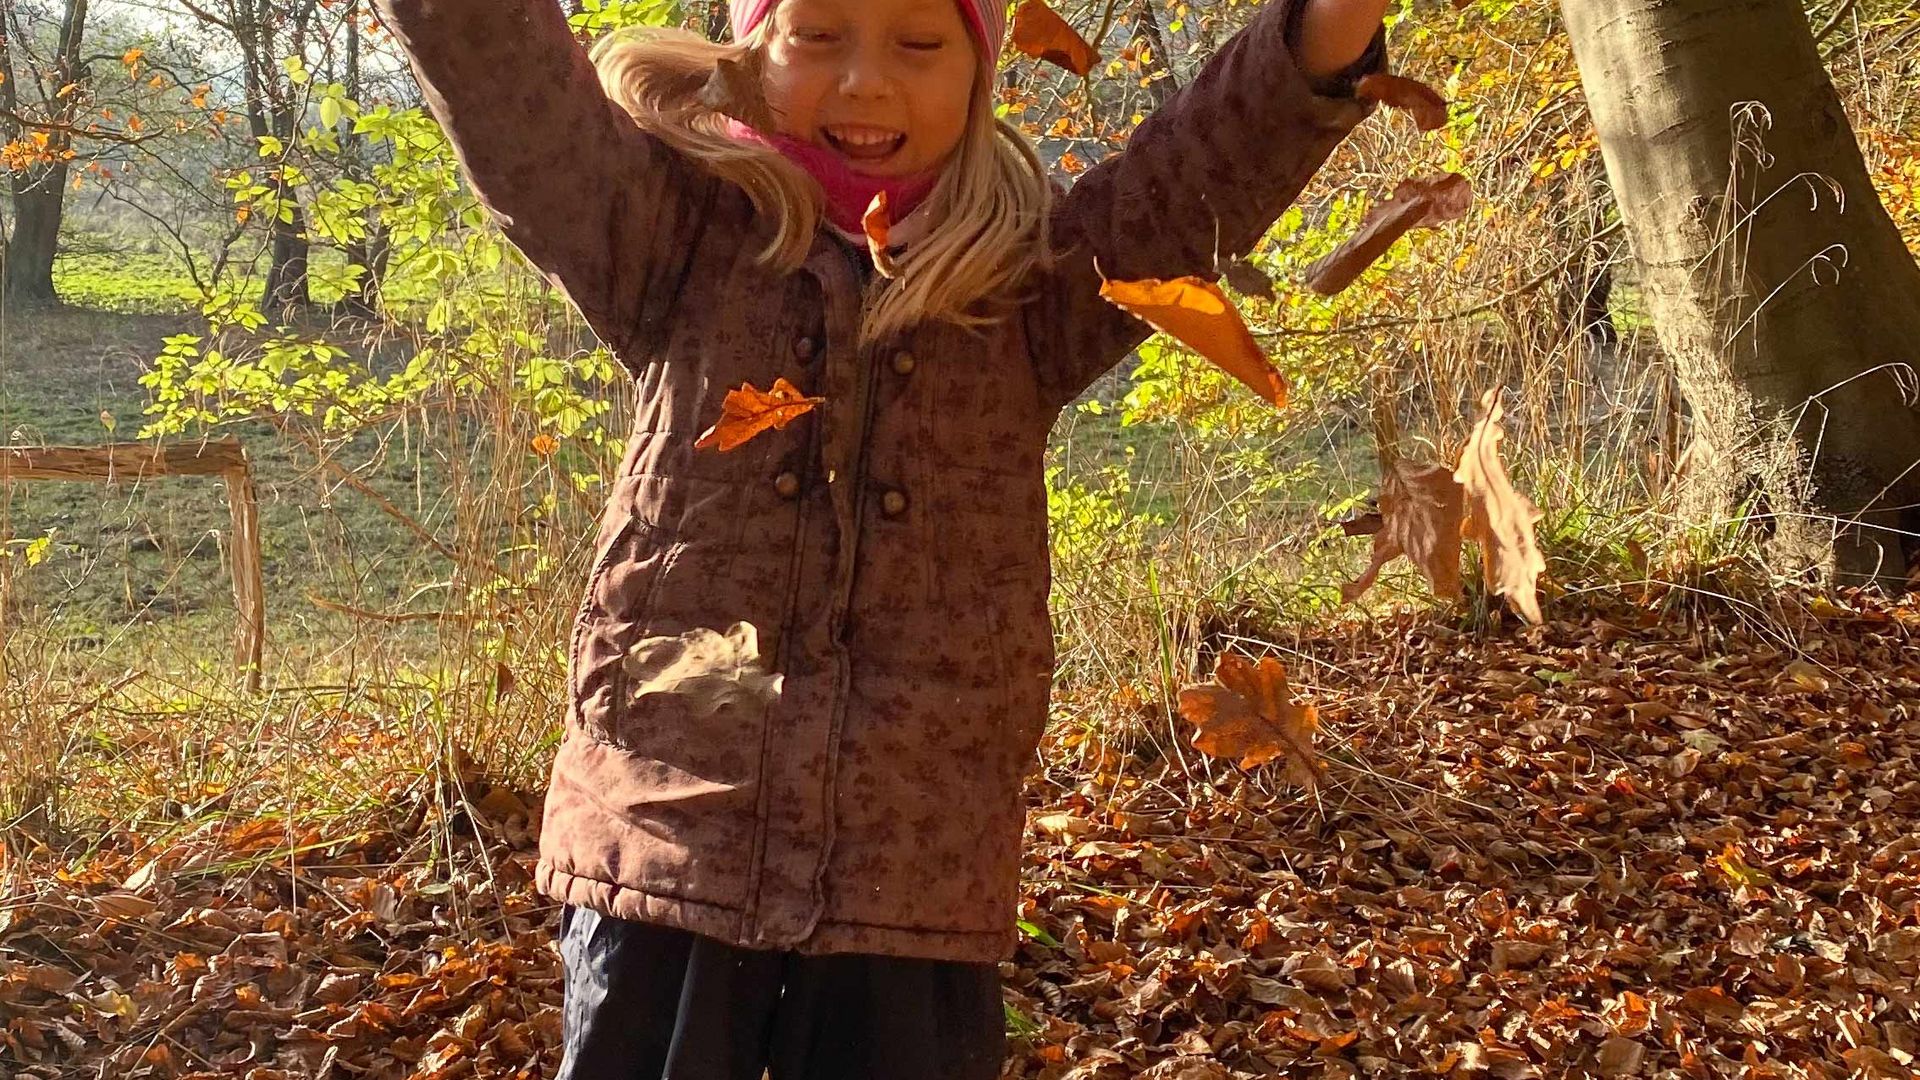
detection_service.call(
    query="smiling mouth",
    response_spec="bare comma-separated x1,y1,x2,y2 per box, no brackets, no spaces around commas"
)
822,124,907,164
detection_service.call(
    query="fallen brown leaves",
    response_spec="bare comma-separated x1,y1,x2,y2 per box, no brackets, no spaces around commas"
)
1009,594,1920,1078
6,597,1917,1080
1,771,559,1080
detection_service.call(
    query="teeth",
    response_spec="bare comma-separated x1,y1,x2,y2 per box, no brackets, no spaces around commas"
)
828,126,900,148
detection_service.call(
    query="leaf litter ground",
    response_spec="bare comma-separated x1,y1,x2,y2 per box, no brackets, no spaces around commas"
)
3,594,1917,1078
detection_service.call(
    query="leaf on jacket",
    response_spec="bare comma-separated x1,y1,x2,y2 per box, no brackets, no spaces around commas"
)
1456,390,1546,624
1011,0,1100,76
624,621,784,717
1304,172,1473,296
694,377,824,452
1177,653,1319,787
1099,276,1288,407
698,55,774,131
1342,460,1465,605
1356,73,1450,132
863,193,898,278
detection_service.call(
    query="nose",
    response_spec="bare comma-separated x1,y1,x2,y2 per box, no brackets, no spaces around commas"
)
839,42,894,100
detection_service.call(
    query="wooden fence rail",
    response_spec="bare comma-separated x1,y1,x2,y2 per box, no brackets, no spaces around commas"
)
1,438,264,691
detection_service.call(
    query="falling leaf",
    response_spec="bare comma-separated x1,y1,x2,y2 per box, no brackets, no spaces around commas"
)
122,47,145,68
1342,460,1465,605
1455,390,1546,623
1356,73,1449,131
1011,0,1100,76
694,377,824,452
1305,173,1473,296
1099,276,1287,407
1177,653,1319,786
529,433,557,457
698,54,774,131
1220,257,1277,300
863,192,898,278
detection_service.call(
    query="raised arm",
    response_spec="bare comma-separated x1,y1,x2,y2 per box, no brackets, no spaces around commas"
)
372,0,717,360
1024,0,1388,410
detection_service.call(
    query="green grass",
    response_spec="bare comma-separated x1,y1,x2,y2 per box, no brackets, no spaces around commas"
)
50,251,205,315
2,304,458,683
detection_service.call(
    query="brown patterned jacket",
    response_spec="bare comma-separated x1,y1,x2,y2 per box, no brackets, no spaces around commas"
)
376,0,1383,962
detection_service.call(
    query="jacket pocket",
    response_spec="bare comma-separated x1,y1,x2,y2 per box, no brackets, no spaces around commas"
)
569,504,683,739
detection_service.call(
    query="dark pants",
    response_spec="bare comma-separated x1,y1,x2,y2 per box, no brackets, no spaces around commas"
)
555,904,1007,1080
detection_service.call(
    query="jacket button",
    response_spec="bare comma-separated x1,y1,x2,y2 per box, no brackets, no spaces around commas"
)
890,350,916,375
774,471,801,499
793,336,819,360
880,488,908,516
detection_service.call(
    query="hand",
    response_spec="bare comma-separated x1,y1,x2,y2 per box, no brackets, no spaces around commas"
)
1293,0,1392,80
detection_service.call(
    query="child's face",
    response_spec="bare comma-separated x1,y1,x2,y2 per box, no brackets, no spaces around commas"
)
762,0,979,177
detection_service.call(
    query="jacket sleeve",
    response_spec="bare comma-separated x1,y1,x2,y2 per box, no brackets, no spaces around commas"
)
372,0,716,359
1024,0,1387,411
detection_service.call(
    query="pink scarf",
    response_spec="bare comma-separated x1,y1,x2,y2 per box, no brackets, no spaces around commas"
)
724,118,943,236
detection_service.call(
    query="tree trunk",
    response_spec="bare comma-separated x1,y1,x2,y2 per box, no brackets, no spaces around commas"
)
3,165,70,308
334,0,387,319
1562,0,1920,588
0,0,88,310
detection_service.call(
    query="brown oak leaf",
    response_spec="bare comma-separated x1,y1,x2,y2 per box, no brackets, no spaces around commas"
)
1177,653,1319,787
1342,460,1465,604
1455,390,1546,623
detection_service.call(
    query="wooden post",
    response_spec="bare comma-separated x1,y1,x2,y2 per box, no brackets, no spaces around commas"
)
0,438,267,691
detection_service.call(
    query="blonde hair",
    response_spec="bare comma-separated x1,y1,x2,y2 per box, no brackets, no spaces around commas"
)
588,24,1053,343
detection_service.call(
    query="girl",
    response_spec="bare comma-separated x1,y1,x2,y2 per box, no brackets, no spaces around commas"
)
374,0,1390,1074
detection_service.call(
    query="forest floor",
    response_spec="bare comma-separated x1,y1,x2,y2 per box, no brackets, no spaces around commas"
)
3,590,1916,1080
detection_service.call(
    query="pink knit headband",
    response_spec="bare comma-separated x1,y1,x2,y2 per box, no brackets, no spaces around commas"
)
729,0,1005,65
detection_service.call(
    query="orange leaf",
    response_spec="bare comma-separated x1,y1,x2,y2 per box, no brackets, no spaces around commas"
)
1011,0,1100,76
863,192,897,278
1357,73,1449,132
694,377,825,452
1454,390,1546,624
1304,172,1473,296
530,433,558,457
1341,460,1465,605
1098,276,1287,407
1176,653,1319,786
